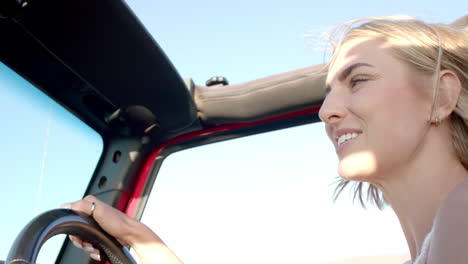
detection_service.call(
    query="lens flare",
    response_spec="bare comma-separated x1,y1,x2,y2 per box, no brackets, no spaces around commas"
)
338,151,377,179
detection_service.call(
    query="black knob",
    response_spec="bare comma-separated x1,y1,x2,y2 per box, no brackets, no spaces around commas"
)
206,76,229,86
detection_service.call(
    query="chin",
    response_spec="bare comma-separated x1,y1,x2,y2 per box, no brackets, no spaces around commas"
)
337,151,378,181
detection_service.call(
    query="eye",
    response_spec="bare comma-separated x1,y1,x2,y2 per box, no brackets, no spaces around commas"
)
350,76,368,88
324,85,331,97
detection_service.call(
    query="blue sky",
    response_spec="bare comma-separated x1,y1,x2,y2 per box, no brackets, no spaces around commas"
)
127,0,465,84
0,62,103,262
0,0,465,263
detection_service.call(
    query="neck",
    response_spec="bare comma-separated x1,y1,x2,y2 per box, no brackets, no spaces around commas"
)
373,127,467,261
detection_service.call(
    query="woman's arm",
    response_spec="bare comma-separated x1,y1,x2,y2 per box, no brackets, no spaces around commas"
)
62,195,183,264
124,222,184,264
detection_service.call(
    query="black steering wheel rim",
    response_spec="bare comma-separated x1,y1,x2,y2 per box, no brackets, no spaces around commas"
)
6,209,137,264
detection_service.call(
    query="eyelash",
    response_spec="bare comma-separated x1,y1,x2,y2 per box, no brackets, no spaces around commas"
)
350,76,368,88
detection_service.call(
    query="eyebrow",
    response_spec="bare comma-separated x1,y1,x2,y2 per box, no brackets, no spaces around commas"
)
324,62,373,95
339,62,373,81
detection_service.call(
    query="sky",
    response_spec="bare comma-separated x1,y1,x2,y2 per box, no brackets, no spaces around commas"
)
0,0,465,263
0,62,103,262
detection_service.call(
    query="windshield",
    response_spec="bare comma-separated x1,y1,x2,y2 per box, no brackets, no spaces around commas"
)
0,62,103,262
142,123,408,263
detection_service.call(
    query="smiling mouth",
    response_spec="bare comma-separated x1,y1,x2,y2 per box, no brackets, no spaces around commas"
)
337,132,360,146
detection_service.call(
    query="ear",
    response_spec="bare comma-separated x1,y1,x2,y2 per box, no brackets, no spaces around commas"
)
434,70,462,120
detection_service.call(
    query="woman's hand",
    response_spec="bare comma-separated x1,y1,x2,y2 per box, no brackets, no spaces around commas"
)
61,195,183,264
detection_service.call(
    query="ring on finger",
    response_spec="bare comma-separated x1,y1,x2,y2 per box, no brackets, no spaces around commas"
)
90,202,96,217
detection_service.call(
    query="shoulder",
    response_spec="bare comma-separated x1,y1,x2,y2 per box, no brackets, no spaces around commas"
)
437,179,468,221
441,180,468,211
428,179,468,264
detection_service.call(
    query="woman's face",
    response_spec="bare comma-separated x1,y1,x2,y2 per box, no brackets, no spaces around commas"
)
319,37,432,182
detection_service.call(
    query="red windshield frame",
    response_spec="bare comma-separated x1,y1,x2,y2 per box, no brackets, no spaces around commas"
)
121,106,320,217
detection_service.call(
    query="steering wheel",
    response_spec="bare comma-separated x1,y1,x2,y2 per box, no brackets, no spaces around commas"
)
5,209,137,264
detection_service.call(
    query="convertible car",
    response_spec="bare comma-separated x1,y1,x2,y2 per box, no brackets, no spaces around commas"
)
1,0,466,263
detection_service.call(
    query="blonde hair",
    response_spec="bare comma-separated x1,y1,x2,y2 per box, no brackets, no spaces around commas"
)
327,16,468,209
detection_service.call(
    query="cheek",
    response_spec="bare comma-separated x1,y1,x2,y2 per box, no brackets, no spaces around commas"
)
353,79,428,134
325,124,334,144
345,82,429,177
376,84,429,144
377,108,429,173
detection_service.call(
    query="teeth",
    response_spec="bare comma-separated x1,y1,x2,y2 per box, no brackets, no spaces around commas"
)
337,133,359,146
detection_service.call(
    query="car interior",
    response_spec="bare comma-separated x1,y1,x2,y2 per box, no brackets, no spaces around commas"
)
1,0,466,263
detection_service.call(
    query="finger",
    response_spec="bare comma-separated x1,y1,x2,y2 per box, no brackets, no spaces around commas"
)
70,236,101,260
82,195,110,221
61,197,104,262
90,252,101,261
83,195,98,217
69,235,84,249
83,242,100,255
69,235,82,244
69,239,83,249
62,195,98,217
117,238,129,247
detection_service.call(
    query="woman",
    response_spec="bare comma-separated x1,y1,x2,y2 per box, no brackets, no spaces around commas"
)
319,16,468,264
63,16,468,264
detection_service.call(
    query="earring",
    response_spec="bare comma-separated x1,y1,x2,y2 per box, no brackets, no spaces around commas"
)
433,116,441,127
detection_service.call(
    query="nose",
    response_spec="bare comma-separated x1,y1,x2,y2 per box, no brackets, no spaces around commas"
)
318,89,347,124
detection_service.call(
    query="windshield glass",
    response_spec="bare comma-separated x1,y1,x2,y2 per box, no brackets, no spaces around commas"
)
142,123,408,263
0,62,103,263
